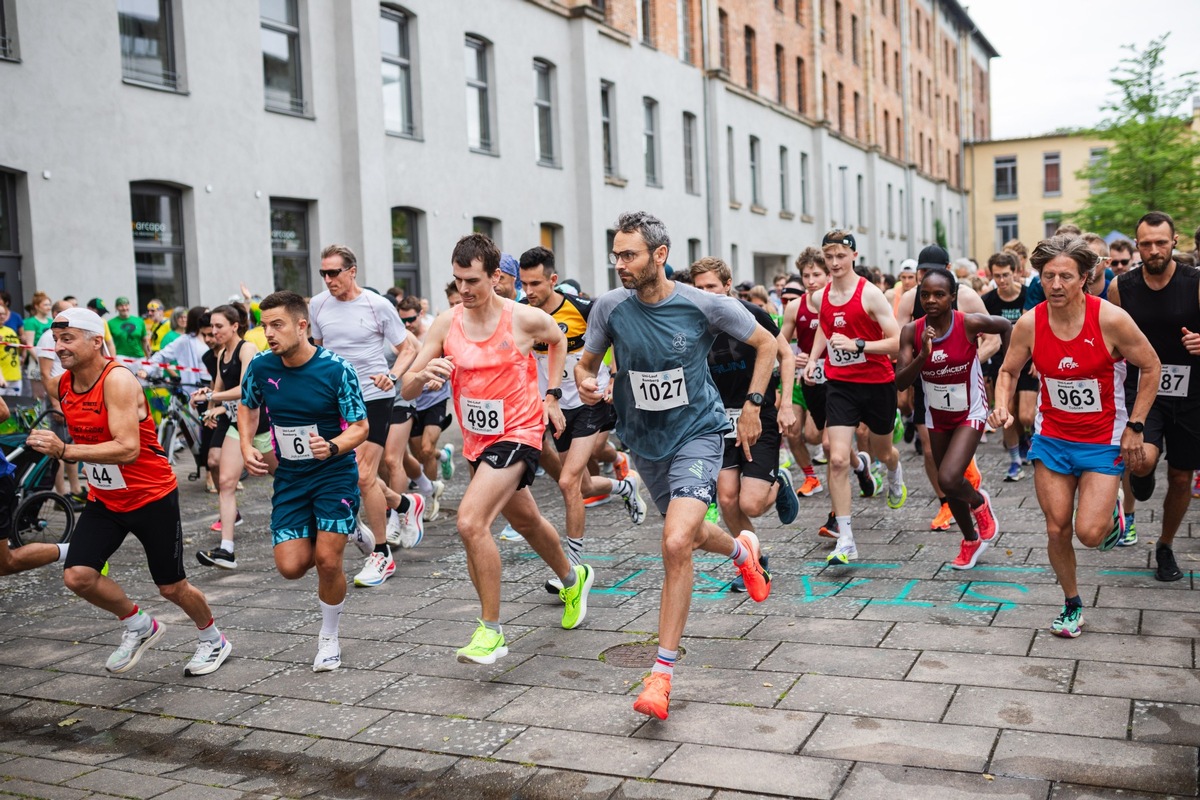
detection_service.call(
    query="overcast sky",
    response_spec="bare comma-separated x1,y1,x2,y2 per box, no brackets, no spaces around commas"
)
965,0,1200,140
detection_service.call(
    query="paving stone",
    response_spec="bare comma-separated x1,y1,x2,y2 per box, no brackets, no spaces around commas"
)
487,685,648,736
495,654,646,694
1131,700,1200,746
368,674,529,718
614,780,714,799
778,674,954,722
220,605,321,633
802,715,997,772
302,738,385,767
376,643,536,681
160,765,247,787
231,729,317,755
1073,660,1200,704
625,609,761,639
836,763,1050,800
522,767,624,800
509,626,652,660
855,601,999,625
114,714,192,737
1028,629,1193,668
119,685,267,722
153,784,248,800
668,666,795,709
1,756,97,784
651,743,849,798
3,667,70,694
907,651,1073,693
352,711,524,757
0,779,95,800
991,603,1141,634
755,641,917,679
671,638,777,670
210,629,310,659
1139,609,1200,638
416,757,537,797
1049,784,1178,800
880,621,1035,655
743,615,893,647
18,673,159,707
0,637,104,669
494,726,677,778
1096,585,1200,611
371,746,459,781
230,696,391,740
991,730,1198,795
241,664,403,705
633,700,820,753
943,686,1130,738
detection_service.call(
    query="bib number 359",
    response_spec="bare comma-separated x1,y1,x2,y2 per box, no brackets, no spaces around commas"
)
630,368,689,411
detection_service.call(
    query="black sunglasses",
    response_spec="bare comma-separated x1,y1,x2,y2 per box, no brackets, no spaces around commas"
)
400,315,419,324
319,266,352,279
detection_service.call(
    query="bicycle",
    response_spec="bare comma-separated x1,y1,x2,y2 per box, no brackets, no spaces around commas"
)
145,375,208,482
5,407,76,547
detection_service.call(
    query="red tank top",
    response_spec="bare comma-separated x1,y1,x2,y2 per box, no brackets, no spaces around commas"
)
60,361,176,512
1032,294,1127,445
818,277,894,383
794,293,821,354
445,299,544,461
914,311,987,432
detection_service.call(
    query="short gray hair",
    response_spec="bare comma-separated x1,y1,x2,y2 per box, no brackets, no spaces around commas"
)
1030,234,1099,280
615,211,671,254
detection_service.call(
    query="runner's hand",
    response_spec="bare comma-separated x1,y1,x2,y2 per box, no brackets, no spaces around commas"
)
988,405,1013,430
1182,327,1200,356
310,433,333,460
578,376,601,405
544,397,565,438
243,446,268,476
777,403,797,436
920,325,936,358
829,333,855,352
736,405,762,461
422,356,453,392
1120,427,1145,472
369,372,396,391
27,429,63,456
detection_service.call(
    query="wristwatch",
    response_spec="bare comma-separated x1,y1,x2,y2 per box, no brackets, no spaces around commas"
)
746,392,765,407
387,373,399,383
1126,420,1145,434
855,338,867,355
328,441,340,457
545,388,563,400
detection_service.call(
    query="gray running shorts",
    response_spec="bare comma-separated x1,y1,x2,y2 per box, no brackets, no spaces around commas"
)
631,433,722,515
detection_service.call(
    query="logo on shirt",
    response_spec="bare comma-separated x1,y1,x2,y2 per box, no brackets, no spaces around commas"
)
558,323,568,333
671,333,688,352
833,313,847,328
809,319,819,330
930,350,947,364
1057,356,1078,370
498,339,512,351
1084,337,1095,347
267,378,282,390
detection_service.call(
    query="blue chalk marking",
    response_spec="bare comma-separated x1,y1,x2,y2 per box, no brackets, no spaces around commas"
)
591,569,645,596
870,578,934,607
955,580,1028,611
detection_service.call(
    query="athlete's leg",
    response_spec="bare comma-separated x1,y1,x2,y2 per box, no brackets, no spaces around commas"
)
538,432,564,482
1160,465,1192,548
0,540,61,575
658,497,737,652
216,436,244,542
866,431,899,471
312,530,348,606
382,418,415,496
501,487,572,578
1072,471,1123,549
930,427,984,536
1033,463,1081,600
273,537,317,580
558,432,607,541
64,565,137,617
411,425,443,486
157,577,218,629
716,468,747,532
826,425,856,517
355,441,388,544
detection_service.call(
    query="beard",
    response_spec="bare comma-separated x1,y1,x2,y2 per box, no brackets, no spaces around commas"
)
1143,254,1169,275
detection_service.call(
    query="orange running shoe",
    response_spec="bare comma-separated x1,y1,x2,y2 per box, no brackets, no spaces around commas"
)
613,452,630,482
633,672,672,720
733,531,771,602
797,475,824,497
583,494,612,508
965,458,982,491
930,503,955,531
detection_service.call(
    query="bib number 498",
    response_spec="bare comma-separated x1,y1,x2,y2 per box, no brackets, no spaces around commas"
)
462,398,504,435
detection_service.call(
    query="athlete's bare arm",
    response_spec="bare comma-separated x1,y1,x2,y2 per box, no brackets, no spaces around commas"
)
804,326,829,383
576,350,605,406
515,303,568,434
896,286,917,326
400,310,454,402
31,367,144,465
956,285,1001,362
778,294,800,345
845,283,900,356
963,313,1013,355
735,324,780,457
989,313,1035,430
1102,302,1161,470
893,321,925,391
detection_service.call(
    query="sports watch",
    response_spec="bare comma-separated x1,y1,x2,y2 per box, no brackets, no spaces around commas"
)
746,392,765,407
855,338,866,355
545,388,563,400
1126,420,1145,434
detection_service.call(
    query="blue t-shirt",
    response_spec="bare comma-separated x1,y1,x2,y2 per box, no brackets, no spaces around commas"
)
584,282,757,462
241,346,367,478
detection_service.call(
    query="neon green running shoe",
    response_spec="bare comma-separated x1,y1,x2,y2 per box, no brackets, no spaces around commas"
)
704,503,720,524
892,409,904,444
559,564,594,630
886,482,908,510
101,562,110,577
456,620,508,664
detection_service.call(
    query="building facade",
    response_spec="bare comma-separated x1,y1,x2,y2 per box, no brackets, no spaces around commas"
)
0,0,994,314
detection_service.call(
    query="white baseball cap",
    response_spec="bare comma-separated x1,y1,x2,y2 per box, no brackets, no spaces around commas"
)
53,307,107,336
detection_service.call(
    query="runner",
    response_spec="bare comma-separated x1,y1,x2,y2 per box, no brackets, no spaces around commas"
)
29,307,231,676
518,246,646,589
309,244,421,588
400,233,593,665
1107,211,1200,580
577,211,776,720
238,290,372,671
990,235,1160,637
804,231,906,564
107,297,147,360
981,251,1035,483
895,267,1010,569
396,295,448,521
778,250,831,499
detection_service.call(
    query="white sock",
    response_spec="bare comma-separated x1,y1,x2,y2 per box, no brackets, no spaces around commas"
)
415,473,434,496
609,478,633,497
220,539,234,553
887,463,903,491
55,543,68,563
319,600,344,637
835,516,854,542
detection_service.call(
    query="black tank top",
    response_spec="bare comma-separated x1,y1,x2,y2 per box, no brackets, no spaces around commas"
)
1118,264,1200,400
218,340,268,433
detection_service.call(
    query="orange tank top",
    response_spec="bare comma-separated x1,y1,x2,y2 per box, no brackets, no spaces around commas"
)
60,361,176,512
444,299,544,461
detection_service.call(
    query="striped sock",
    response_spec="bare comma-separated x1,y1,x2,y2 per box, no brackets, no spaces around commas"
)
802,465,816,479
610,478,633,497
565,537,584,567
1007,445,1020,464
729,538,748,566
651,646,677,677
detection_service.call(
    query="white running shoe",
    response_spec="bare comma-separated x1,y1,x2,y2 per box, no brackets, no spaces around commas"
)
623,472,647,525
351,520,376,557
313,635,341,672
353,550,396,587
385,508,404,547
826,537,858,565
399,494,425,549
184,635,232,677
424,480,444,522
498,523,524,542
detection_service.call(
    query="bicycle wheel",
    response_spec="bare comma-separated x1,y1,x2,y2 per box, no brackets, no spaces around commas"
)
11,490,75,546
159,419,178,465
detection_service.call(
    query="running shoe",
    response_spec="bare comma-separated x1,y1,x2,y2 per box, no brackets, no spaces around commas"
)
827,537,858,565
209,512,243,532
440,443,455,481
1130,469,1156,502
583,493,612,508
704,502,720,524
730,554,768,593
351,520,376,557
886,481,908,510
400,494,426,549
972,489,998,541
797,474,824,497
930,503,954,531
733,531,771,601
353,550,396,587
559,564,594,630
633,672,672,720
1194,471,1200,499
778,448,793,471
498,523,524,541
1155,545,1183,582
106,618,165,674
891,410,904,444
965,458,982,491
424,480,444,523
456,621,508,665
775,470,799,524
623,472,648,525
613,452,630,482
544,576,564,594
950,538,988,570
184,634,232,677
385,508,404,547
1051,604,1083,638
813,452,829,465
1004,462,1024,482
1117,514,1137,547
535,466,546,478
1098,489,1125,552
196,547,237,570
855,451,879,497
313,634,341,672
1018,434,1031,464
818,512,839,539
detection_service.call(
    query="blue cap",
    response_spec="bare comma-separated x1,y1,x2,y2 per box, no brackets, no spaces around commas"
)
499,253,521,290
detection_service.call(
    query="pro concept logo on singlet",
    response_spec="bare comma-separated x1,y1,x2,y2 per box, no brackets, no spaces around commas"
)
463,398,504,434
1045,378,1101,414
1160,365,1191,398
274,424,318,460
83,462,126,490
630,368,688,411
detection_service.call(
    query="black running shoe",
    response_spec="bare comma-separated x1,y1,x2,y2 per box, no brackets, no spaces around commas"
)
1130,470,1156,503
197,547,238,570
1156,545,1183,582
903,420,915,444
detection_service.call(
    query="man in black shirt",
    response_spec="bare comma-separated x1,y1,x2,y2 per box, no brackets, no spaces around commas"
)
982,252,1035,482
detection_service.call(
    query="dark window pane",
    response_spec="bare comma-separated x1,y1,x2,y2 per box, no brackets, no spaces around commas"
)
135,251,185,311
272,254,309,295
270,207,306,252
130,191,182,247
0,174,12,253
119,0,175,87
392,210,416,265
262,27,301,111
382,62,413,134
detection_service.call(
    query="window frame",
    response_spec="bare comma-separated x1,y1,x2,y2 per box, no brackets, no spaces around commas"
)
381,5,417,138
743,26,756,91
600,80,617,177
643,97,660,187
130,181,188,310
993,155,1017,200
533,58,558,167
392,206,422,298
269,198,312,296
995,214,1019,252
800,151,810,215
119,0,181,91
0,0,15,61
779,146,790,212
465,35,496,154
682,112,699,195
1042,151,1061,196
261,0,307,115
749,135,761,207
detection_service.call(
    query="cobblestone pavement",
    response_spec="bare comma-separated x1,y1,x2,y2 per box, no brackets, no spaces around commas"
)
1,433,1198,799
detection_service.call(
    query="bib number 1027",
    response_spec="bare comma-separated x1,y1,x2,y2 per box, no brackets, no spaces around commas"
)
630,367,689,411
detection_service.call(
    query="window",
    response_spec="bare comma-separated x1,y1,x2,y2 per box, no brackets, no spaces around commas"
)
0,171,20,302
995,214,1018,252
886,183,894,234
856,174,863,228
472,216,498,245
533,59,557,166
796,57,806,114
1044,211,1062,239
600,81,616,177
749,136,761,206
894,52,900,95
683,112,699,195
795,0,804,21
1089,147,1107,193
918,132,924,169
392,207,421,296
465,36,493,152
898,188,905,235
679,0,693,63
0,0,13,60
270,199,311,295
994,155,1017,199
883,109,891,154
606,229,619,290
775,45,785,103
688,238,701,265
643,97,660,186
727,126,737,203
921,199,926,242
743,26,756,91
917,70,923,110
881,41,888,85
853,90,860,138
915,9,921,49
130,182,186,310
779,147,790,211
540,223,560,252
119,0,177,89
718,9,729,71
851,14,859,63
800,152,810,215
836,82,844,131
261,0,305,114
821,71,827,120
381,7,415,136
896,117,902,159
731,243,739,271
640,0,653,45
835,1,843,52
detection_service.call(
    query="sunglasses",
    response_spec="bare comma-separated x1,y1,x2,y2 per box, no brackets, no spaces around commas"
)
319,266,351,279
1110,259,1130,267
400,315,419,324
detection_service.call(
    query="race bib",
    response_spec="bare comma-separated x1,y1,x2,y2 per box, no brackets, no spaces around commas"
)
1160,364,1191,398
83,462,126,491
828,346,866,368
462,398,504,435
925,381,968,412
536,352,581,384
1046,378,1101,414
806,358,827,385
724,407,742,439
274,424,318,461
630,368,688,411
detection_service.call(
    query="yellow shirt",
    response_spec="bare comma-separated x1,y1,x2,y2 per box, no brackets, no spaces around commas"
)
244,326,270,352
0,325,21,382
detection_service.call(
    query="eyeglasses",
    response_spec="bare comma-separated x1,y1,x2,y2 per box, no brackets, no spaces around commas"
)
400,315,419,325
608,250,647,265
1111,259,1130,267
319,266,352,279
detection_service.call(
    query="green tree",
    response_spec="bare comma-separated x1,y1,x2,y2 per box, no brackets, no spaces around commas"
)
1073,35,1200,235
